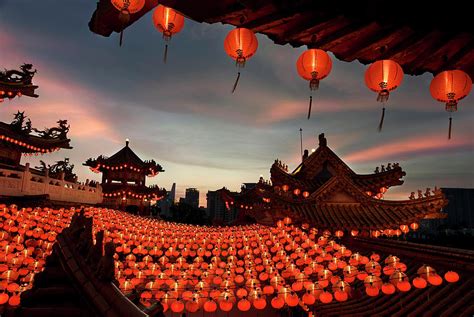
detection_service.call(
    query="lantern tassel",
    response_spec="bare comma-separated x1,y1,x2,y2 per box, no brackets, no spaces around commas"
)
163,44,168,64
307,95,312,119
231,71,241,94
119,31,124,47
448,116,452,140
378,107,385,132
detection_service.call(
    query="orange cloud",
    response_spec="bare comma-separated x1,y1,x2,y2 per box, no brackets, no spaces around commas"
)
344,133,473,163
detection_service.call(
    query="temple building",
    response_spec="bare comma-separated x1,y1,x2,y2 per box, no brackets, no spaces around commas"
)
84,139,166,214
0,111,102,204
221,133,448,234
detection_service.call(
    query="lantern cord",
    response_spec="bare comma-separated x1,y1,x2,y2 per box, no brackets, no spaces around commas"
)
448,116,452,140
307,95,313,119
163,44,168,64
119,31,124,47
232,72,241,94
378,107,385,132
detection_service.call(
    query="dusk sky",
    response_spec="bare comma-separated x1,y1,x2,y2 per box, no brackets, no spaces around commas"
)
1,1,473,206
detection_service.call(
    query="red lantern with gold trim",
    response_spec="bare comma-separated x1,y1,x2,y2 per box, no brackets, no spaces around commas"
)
152,5,185,63
296,49,332,119
364,60,404,131
224,28,258,93
111,0,145,46
430,70,472,139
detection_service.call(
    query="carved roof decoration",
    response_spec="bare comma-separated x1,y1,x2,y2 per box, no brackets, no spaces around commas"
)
88,0,474,79
0,64,39,101
0,111,71,154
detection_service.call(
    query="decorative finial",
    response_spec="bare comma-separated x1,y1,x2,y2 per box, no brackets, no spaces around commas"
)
125,138,129,147
318,133,327,147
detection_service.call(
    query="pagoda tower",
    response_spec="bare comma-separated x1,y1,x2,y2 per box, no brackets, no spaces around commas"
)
84,139,166,214
221,133,448,234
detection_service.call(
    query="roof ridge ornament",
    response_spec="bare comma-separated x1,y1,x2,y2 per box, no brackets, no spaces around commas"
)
318,133,327,147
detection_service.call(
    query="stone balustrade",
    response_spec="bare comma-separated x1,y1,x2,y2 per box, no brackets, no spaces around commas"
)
0,163,102,204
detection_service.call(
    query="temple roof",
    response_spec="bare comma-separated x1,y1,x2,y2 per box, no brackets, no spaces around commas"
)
271,133,405,195
107,140,146,166
0,112,72,153
223,133,447,230
88,0,474,79
84,140,164,175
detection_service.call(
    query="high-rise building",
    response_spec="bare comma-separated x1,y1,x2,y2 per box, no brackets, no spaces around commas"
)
158,182,176,217
184,188,199,208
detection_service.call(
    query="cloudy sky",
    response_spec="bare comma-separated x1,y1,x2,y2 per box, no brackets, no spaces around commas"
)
1,1,473,206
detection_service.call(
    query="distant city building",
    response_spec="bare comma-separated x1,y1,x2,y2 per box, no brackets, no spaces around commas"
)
184,188,200,208
157,183,176,218
207,187,238,224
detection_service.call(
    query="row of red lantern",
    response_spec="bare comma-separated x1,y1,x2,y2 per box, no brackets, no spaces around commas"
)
86,209,459,314
0,205,75,308
89,163,143,173
0,135,59,154
0,90,22,103
103,191,157,199
110,1,471,137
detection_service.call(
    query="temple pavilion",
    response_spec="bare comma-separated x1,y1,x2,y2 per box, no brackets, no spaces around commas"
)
84,139,166,214
221,133,448,234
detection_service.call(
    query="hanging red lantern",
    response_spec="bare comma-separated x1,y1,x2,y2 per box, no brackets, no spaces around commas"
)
430,70,472,139
364,60,404,131
152,5,185,63
224,28,258,93
111,0,145,46
296,49,332,119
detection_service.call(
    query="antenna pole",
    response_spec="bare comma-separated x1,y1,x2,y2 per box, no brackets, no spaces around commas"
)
299,128,303,162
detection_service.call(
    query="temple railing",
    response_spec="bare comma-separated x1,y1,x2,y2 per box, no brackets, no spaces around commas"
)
0,163,102,204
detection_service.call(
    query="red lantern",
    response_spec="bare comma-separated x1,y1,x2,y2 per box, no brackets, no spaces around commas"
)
444,271,459,283
152,5,185,63
296,49,332,119
111,0,145,46
303,191,310,198
430,70,472,139
364,60,404,131
224,28,258,93
410,223,419,231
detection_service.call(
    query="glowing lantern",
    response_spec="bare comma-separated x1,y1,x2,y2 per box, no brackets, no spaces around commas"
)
111,0,145,46
271,296,285,309
335,230,344,238
412,277,427,289
293,188,301,196
366,286,379,297
170,300,184,313
364,60,404,131
152,5,185,63
237,299,251,311
296,49,332,119
303,191,310,198
224,28,258,93
381,283,395,295
282,185,289,192
400,225,409,234
444,271,459,283
410,223,419,231
203,300,217,313
253,297,267,310
319,291,333,304
351,229,359,237
428,274,443,286
430,70,472,139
